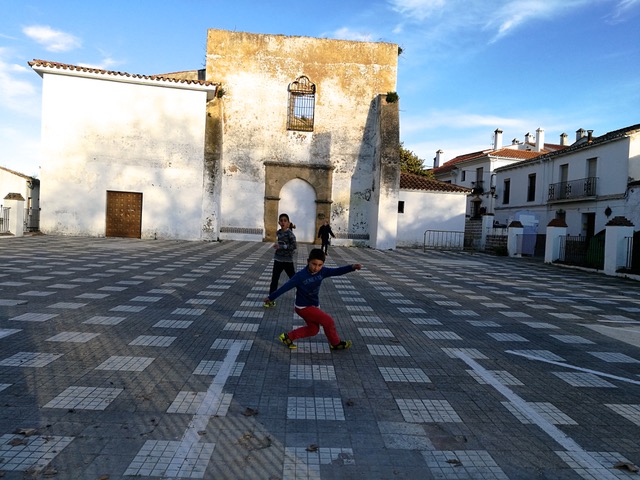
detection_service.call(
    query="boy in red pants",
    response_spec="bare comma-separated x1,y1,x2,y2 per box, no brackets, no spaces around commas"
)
263,248,362,350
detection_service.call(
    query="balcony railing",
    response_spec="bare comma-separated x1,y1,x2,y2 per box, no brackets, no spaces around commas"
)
548,177,597,202
470,180,484,195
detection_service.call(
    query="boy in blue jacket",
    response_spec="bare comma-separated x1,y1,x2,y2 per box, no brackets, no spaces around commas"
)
264,248,362,350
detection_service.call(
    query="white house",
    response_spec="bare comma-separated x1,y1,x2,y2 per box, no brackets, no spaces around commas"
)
0,166,40,234
30,60,217,240
493,124,640,237
397,172,470,248
432,128,565,219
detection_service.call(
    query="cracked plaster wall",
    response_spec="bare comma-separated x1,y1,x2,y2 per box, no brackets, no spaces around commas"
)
206,29,398,245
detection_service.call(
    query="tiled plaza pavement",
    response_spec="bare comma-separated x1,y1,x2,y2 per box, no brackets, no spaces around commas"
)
1,236,640,479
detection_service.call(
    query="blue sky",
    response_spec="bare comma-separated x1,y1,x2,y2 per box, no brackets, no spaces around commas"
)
1,0,639,177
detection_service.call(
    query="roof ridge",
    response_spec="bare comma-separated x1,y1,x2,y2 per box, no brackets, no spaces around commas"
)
29,59,217,87
400,171,470,193
494,122,640,172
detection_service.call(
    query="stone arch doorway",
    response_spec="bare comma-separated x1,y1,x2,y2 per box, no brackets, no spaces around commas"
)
263,162,333,243
279,178,316,243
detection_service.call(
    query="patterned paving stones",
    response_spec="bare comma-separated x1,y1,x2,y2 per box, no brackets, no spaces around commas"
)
1,236,640,479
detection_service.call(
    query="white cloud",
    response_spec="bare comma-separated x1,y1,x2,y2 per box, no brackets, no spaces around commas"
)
486,1,573,42
0,51,38,112
609,0,640,21
388,0,623,44
0,124,41,177
388,0,447,21
401,110,526,133
23,25,81,52
77,57,121,70
329,27,374,42
0,51,41,175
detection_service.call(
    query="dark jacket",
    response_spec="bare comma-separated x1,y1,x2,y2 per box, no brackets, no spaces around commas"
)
274,228,297,262
317,224,335,243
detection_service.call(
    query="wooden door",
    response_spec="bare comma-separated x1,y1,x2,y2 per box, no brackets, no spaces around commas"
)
105,191,142,238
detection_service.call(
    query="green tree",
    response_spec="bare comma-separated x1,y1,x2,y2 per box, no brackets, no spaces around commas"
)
399,143,432,177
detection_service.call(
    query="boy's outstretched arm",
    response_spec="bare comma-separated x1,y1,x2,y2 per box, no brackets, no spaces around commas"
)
263,273,299,303
352,264,362,271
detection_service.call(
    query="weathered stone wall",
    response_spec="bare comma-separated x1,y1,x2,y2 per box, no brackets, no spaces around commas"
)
369,95,400,249
205,29,398,245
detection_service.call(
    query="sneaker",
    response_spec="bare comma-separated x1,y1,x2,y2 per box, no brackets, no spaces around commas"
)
330,340,352,350
263,300,276,308
279,333,297,349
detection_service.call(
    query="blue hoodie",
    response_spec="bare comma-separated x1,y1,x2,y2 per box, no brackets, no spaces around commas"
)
268,264,355,307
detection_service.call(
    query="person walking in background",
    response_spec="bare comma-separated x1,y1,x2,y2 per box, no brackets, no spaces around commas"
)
264,213,297,308
263,248,362,350
317,219,335,255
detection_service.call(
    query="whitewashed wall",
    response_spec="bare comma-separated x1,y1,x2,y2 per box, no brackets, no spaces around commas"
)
495,133,638,235
396,190,467,248
628,134,640,181
0,168,31,207
39,73,209,239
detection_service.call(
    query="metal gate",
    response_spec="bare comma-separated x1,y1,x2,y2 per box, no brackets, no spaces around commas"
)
423,230,465,251
105,191,143,238
559,234,605,269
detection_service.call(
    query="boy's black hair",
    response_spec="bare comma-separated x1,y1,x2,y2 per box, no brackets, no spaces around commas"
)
308,248,326,263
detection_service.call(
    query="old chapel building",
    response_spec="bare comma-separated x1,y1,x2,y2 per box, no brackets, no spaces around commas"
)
30,29,402,249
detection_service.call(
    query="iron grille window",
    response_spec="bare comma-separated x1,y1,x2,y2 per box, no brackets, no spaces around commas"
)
287,76,315,132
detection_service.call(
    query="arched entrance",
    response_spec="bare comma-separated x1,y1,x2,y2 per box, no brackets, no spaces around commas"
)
279,179,316,243
263,162,333,243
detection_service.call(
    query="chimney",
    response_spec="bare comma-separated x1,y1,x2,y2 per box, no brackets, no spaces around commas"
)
576,128,586,142
434,149,443,168
512,138,519,145
587,130,593,142
535,128,544,152
560,133,568,146
525,132,533,144
493,128,503,150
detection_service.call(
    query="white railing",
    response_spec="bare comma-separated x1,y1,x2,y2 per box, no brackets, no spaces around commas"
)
423,230,465,251
0,206,10,234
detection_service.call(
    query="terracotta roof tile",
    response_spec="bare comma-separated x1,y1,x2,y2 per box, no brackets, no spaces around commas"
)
400,172,470,193
431,146,556,176
28,59,218,87
0,165,36,180
431,150,491,174
496,123,640,171
491,148,547,160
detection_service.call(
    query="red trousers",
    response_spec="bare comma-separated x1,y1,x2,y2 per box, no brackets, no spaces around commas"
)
289,306,340,345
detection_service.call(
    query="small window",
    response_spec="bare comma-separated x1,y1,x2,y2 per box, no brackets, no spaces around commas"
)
527,174,536,202
586,157,597,178
560,164,568,183
460,170,466,182
503,179,510,204
287,76,315,132
398,201,405,213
